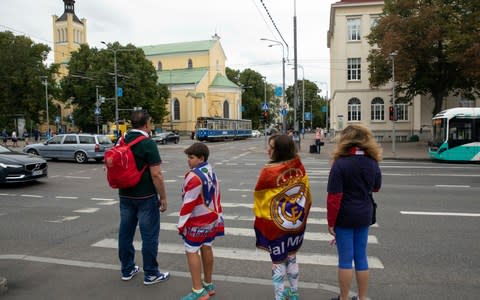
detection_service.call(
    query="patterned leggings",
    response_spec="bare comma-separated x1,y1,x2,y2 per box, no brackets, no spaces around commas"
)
272,254,299,300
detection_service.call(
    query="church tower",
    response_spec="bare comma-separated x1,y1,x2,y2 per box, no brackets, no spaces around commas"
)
52,0,87,76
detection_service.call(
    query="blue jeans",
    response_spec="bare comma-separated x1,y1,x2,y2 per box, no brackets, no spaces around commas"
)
119,194,160,277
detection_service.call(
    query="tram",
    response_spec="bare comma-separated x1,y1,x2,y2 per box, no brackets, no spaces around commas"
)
195,117,252,141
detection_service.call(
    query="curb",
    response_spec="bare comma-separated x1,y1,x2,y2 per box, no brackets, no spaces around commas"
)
0,277,7,295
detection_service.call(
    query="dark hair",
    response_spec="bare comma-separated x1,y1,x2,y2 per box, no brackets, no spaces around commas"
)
130,110,150,129
270,134,296,162
184,142,210,161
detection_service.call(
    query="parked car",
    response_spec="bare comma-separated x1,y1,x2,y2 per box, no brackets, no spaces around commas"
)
251,130,262,138
0,145,47,183
152,132,180,144
23,134,113,163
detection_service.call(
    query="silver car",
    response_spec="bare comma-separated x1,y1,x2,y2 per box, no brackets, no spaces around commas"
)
23,134,113,163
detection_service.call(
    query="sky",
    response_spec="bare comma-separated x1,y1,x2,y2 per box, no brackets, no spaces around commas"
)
0,0,337,95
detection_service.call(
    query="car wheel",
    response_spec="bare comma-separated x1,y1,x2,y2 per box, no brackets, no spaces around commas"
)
174,138,178,144
27,149,39,156
162,140,166,145
74,151,88,163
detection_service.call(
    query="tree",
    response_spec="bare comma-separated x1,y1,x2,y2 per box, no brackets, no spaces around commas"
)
285,80,323,130
61,42,168,132
226,67,273,129
367,0,480,115
0,31,59,130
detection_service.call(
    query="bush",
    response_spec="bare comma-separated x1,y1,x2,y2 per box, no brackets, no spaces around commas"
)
409,135,419,142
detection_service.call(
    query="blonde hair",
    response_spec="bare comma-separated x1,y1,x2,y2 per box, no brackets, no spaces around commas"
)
332,124,382,162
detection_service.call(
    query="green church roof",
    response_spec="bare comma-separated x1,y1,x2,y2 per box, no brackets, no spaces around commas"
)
141,40,217,56
156,68,208,85
210,73,239,88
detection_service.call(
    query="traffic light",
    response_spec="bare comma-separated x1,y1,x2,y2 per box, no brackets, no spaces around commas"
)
262,111,269,123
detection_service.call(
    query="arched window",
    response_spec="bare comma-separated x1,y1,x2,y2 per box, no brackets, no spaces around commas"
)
371,97,384,121
57,30,61,42
223,100,230,118
348,97,361,121
173,99,180,120
157,61,162,71
187,58,193,69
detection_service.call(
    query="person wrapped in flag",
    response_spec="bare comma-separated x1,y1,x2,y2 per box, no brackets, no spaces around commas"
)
178,142,224,300
253,134,312,300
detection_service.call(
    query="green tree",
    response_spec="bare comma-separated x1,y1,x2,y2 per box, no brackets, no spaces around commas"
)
226,67,273,129
367,0,480,115
61,42,168,132
285,80,323,130
0,31,59,130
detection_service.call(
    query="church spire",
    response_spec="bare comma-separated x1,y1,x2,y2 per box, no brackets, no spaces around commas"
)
63,0,75,14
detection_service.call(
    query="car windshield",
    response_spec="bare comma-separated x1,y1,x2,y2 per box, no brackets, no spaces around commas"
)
0,145,12,153
97,135,113,145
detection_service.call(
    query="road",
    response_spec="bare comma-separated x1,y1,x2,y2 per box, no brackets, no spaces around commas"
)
1,137,479,299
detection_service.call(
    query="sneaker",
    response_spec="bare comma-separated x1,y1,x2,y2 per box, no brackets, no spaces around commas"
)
181,288,210,300
143,271,170,285
282,288,299,300
203,282,216,296
351,297,359,300
121,265,140,281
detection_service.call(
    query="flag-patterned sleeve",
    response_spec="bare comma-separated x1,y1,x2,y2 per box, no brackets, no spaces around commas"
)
178,172,202,233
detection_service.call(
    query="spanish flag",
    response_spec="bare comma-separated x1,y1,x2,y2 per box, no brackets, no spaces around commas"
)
253,156,312,263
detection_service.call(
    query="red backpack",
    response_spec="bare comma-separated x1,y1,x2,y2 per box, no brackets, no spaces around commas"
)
104,134,148,189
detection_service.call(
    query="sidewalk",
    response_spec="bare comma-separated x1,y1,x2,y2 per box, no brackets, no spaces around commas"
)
299,133,430,161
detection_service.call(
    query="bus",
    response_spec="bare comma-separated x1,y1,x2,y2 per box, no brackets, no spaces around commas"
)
195,117,252,141
428,107,480,161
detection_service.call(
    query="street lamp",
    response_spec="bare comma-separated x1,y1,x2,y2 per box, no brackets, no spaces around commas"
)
41,76,50,138
101,42,136,138
260,38,287,133
389,50,398,156
289,63,305,136
317,81,329,132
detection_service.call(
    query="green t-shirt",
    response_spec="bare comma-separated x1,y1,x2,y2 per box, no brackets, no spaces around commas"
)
119,130,161,198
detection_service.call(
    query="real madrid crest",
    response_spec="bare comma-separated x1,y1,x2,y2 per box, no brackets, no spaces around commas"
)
270,181,310,232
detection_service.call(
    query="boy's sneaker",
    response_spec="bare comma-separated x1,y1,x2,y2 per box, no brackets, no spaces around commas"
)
121,265,140,281
202,282,216,296
282,287,299,300
181,288,210,300
143,271,170,285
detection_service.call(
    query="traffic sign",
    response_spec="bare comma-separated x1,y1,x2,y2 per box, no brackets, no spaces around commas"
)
94,108,101,115
281,108,287,116
262,103,269,110
117,87,123,97
275,86,283,97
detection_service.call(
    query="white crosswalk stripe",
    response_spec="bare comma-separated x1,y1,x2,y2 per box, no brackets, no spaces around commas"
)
91,238,384,269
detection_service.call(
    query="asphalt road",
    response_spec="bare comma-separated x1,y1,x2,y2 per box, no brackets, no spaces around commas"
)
1,137,479,299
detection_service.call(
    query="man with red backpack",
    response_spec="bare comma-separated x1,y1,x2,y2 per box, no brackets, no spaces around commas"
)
116,110,170,285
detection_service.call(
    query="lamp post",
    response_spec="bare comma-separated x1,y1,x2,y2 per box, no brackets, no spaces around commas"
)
101,41,120,139
260,38,286,133
41,76,50,138
389,51,398,156
289,64,305,136
317,81,329,132
263,76,267,147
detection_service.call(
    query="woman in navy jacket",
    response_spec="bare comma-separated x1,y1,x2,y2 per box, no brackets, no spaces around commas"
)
327,124,382,300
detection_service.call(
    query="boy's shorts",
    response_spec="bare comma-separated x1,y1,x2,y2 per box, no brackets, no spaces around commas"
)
184,241,213,253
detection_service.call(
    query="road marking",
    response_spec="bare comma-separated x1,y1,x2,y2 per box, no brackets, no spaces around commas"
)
228,188,252,192
96,201,118,206
401,211,480,217
64,176,91,179
91,198,114,201
46,216,80,223
91,239,383,269
0,254,358,295
20,194,43,198
73,208,100,213
0,193,10,196
166,213,379,227
435,184,470,188
56,196,79,199
160,222,378,243
164,179,177,183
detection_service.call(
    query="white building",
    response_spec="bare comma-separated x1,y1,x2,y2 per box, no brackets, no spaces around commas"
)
327,0,478,142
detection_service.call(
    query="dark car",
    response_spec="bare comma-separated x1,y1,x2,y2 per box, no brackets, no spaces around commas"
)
152,132,180,144
23,134,113,163
0,145,47,183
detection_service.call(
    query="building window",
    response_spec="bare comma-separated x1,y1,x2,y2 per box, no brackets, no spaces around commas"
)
347,58,361,81
348,97,361,121
371,97,384,121
370,15,379,29
347,18,361,41
216,60,220,71
396,103,409,121
223,100,229,118
173,98,180,120
188,59,193,69
157,61,162,71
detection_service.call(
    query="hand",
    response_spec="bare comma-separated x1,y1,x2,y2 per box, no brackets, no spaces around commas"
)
328,226,336,236
158,197,167,212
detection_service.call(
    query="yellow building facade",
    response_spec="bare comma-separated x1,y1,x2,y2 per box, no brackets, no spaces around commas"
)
141,36,242,133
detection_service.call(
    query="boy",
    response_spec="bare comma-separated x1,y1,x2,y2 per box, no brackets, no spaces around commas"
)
178,142,224,300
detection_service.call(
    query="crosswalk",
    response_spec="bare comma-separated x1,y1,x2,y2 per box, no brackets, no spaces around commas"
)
91,201,385,269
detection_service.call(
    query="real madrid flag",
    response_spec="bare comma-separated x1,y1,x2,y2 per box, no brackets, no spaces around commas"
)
253,156,312,263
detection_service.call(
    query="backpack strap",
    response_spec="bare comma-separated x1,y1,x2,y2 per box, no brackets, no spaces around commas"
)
126,134,148,147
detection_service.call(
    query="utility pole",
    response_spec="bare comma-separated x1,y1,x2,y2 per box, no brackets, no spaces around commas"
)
41,76,50,138
390,51,398,156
